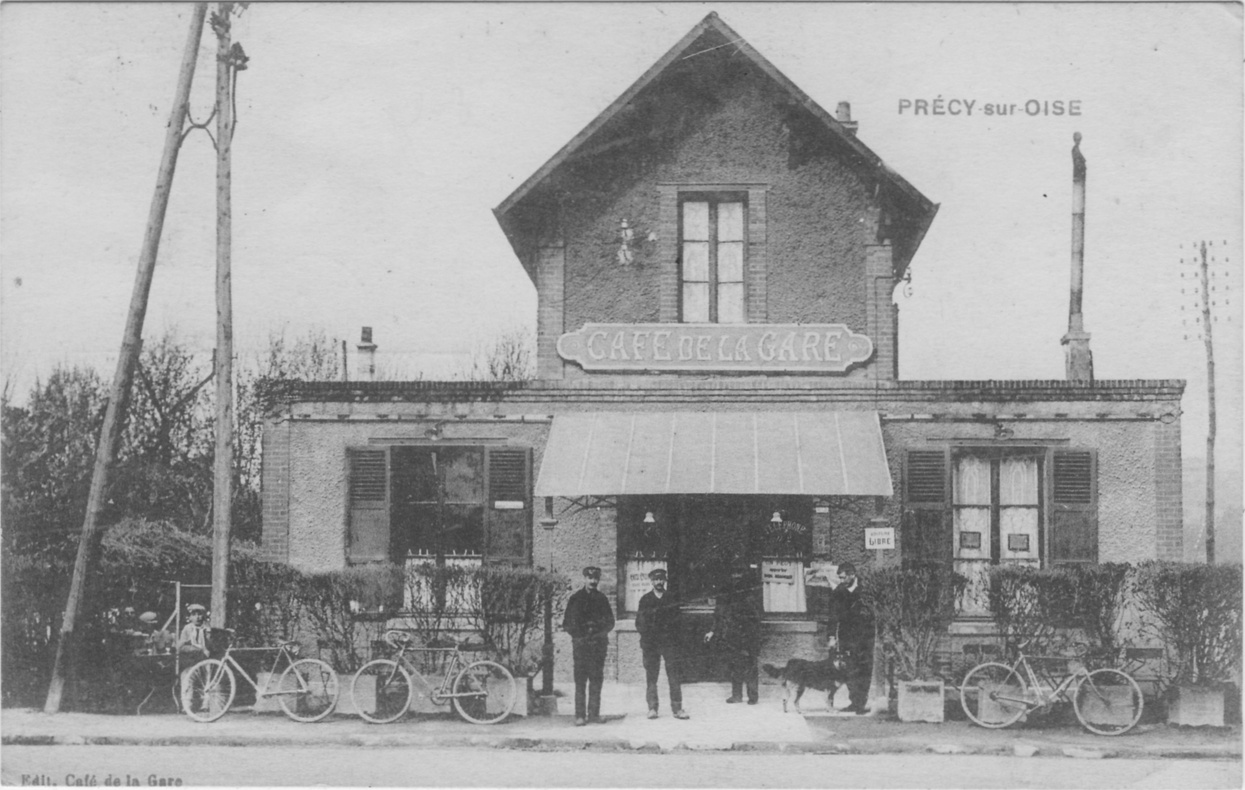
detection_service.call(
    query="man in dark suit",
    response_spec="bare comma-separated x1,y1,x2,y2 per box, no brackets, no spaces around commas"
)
635,567,688,719
705,565,761,705
827,561,874,714
561,566,615,726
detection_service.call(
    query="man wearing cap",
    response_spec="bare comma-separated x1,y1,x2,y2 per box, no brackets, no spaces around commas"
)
705,565,761,705
635,567,688,719
562,566,615,726
178,604,209,663
828,562,874,714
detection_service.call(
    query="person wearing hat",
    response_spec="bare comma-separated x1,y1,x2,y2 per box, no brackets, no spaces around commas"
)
827,561,874,714
178,604,209,663
561,566,615,726
704,565,761,705
635,567,688,719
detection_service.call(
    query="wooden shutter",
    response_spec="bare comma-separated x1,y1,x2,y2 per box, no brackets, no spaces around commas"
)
1049,449,1097,566
347,448,390,564
484,447,532,566
903,448,952,566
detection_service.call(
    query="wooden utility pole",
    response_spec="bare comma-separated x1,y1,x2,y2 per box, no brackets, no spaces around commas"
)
211,2,237,627
45,3,208,713
1198,241,1217,564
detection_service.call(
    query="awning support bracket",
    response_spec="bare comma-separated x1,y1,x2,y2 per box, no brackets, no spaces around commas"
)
558,496,618,517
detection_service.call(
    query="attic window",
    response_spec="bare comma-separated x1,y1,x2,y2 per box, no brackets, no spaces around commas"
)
680,193,745,323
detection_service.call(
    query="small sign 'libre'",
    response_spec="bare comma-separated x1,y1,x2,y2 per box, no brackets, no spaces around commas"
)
557,323,874,373
865,527,895,551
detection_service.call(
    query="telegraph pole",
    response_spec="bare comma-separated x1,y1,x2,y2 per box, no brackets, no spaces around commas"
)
45,4,208,713
1180,240,1232,564
1198,241,1217,565
211,2,240,627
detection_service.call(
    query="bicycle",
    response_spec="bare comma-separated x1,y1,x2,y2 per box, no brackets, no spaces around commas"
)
350,630,517,725
959,641,1144,736
179,628,340,723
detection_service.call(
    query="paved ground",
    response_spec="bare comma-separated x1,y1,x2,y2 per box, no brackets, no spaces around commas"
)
3,682,1240,760
5,746,1243,789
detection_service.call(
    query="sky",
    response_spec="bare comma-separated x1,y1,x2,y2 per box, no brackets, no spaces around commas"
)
2,3,1241,557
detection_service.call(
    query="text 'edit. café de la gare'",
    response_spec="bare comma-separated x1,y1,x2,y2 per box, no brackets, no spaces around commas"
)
259,14,1184,684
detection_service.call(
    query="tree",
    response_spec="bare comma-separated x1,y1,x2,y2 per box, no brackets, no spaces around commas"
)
1,366,106,555
465,328,535,382
112,332,216,530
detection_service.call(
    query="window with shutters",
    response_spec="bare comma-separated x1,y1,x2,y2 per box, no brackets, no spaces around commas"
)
902,446,1097,615
680,194,746,323
1050,450,1097,566
346,444,532,570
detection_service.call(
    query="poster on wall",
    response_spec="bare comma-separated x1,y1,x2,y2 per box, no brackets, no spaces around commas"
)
804,561,839,588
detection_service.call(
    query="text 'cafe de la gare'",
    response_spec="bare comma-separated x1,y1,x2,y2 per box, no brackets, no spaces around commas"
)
258,13,1184,683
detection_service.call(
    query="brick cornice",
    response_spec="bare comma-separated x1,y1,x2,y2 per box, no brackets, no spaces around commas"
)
272,377,1185,408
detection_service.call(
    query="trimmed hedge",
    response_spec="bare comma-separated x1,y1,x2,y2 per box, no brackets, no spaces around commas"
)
864,563,967,681
1133,561,1242,687
2,520,568,710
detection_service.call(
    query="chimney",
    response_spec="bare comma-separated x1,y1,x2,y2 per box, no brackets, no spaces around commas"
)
357,326,377,382
1062,133,1094,382
836,101,859,136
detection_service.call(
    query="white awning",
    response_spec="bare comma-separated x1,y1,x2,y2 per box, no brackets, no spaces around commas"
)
534,411,892,497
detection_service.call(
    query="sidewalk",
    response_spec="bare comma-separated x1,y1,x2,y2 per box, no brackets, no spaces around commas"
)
4,682,1240,760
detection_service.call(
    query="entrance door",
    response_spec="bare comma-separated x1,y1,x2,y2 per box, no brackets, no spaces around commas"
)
670,497,754,682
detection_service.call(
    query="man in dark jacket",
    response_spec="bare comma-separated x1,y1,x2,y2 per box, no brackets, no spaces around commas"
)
827,561,874,714
704,566,761,704
635,567,688,719
562,566,616,726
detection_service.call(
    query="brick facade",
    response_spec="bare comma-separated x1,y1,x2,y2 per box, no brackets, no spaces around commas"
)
259,416,290,563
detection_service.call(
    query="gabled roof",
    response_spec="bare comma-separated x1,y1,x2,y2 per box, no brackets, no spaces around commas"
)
494,12,938,282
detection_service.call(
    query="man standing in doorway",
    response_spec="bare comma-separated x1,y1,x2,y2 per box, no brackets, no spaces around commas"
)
705,565,761,705
636,567,689,719
828,562,873,714
562,566,615,726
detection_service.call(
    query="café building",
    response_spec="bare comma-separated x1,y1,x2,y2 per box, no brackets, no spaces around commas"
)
260,14,1184,683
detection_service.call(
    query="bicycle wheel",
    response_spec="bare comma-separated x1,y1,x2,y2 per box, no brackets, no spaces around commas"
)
278,658,340,722
180,659,236,723
960,662,1030,728
352,659,413,724
1073,668,1144,735
451,660,517,725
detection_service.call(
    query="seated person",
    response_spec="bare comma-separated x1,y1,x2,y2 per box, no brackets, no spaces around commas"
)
177,604,209,663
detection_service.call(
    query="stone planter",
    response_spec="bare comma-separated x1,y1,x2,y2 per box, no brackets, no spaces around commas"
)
896,680,945,723
1076,683,1139,729
1167,685,1226,727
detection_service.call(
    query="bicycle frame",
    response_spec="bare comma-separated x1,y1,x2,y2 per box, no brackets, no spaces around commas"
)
393,645,476,701
213,644,306,701
1012,655,1082,707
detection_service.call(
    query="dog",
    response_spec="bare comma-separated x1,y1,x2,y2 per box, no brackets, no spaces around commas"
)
762,651,849,714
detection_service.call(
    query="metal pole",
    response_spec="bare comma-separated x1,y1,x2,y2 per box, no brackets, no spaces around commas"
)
1199,241,1216,564
44,3,208,713
210,2,236,628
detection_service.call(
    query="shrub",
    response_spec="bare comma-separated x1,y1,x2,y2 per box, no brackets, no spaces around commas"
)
463,564,570,676
864,564,967,681
1133,562,1243,687
295,563,404,672
985,564,1102,655
1066,563,1132,662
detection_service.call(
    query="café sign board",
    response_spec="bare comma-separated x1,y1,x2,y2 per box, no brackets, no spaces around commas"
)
556,323,873,373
